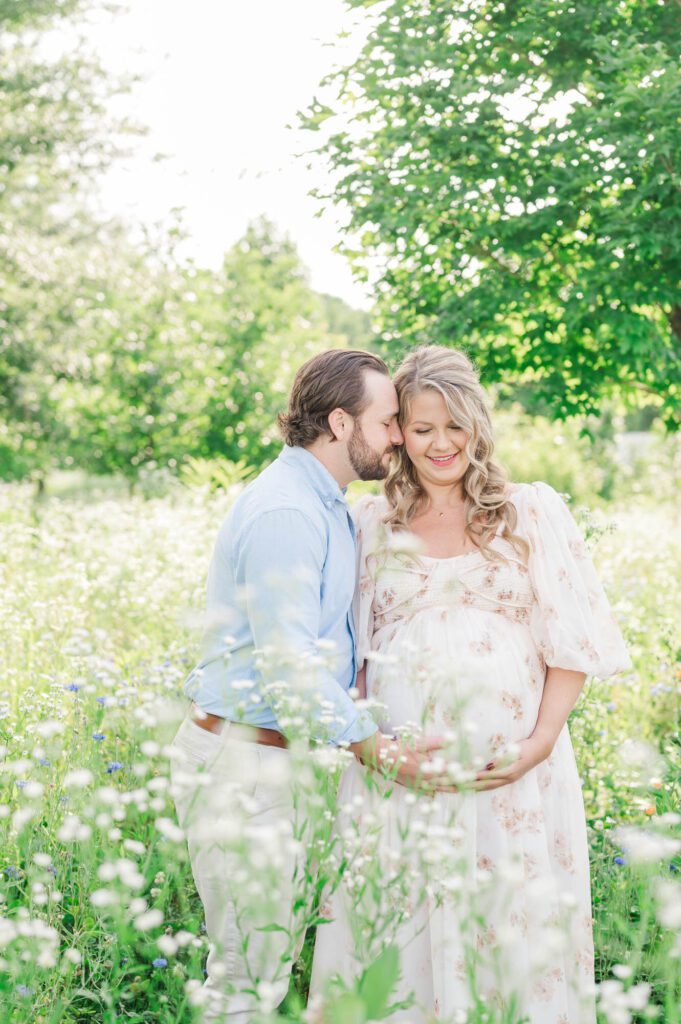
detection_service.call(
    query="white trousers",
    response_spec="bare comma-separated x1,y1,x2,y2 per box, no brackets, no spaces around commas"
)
170,716,305,1023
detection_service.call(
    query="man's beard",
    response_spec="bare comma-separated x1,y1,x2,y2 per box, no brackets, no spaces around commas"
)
348,421,393,481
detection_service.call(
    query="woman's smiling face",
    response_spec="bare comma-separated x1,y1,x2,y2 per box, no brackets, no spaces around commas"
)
402,388,470,491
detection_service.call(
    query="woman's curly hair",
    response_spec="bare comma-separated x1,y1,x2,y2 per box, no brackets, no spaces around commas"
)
384,345,527,561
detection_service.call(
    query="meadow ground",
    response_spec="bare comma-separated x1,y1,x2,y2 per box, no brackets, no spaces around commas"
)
0,480,679,1023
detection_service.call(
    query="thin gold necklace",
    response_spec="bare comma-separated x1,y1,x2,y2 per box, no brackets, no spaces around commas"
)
428,503,461,519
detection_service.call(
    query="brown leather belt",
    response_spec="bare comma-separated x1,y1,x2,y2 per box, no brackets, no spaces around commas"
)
190,705,288,749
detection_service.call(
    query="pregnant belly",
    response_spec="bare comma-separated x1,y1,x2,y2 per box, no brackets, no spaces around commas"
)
367,611,544,769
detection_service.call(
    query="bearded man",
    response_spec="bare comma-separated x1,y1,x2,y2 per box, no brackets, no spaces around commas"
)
170,349,442,1022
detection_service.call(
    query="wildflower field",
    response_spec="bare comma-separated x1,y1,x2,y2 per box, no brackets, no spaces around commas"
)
1,478,679,1024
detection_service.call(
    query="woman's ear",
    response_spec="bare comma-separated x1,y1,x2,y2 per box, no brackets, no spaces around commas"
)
327,407,347,442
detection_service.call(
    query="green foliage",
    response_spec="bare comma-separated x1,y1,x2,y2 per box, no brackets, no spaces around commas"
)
492,405,614,503
51,217,371,478
304,0,681,423
1,3,384,483
0,0,137,479
179,456,257,494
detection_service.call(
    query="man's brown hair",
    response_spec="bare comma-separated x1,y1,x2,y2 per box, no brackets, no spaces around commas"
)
278,349,389,448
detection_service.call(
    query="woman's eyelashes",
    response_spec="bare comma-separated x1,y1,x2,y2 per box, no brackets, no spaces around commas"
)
413,425,462,434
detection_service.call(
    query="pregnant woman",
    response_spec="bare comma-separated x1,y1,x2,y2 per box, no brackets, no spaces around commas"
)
311,346,631,1023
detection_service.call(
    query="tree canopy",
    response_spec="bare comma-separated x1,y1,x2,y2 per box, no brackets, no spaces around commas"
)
0,3,370,482
304,0,681,422
0,0,135,477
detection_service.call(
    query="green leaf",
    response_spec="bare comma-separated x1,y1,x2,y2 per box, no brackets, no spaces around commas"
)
326,993,367,1024
357,944,401,1019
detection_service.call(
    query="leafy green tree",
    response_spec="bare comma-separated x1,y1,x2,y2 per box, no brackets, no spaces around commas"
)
52,218,370,479
305,0,681,422
0,0,134,478
192,218,356,470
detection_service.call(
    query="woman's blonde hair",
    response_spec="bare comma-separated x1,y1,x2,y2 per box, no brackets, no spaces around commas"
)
384,346,526,560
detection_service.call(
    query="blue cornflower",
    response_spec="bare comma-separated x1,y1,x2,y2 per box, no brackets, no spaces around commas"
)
64,683,81,692
92,732,106,741
38,758,50,767
614,856,627,866
4,867,21,880
152,958,168,969
16,985,32,997
15,780,28,789
95,697,107,705
106,761,123,774
670,863,678,873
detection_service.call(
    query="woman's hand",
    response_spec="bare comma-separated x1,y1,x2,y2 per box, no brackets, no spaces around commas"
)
471,733,553,792
471,667,585,792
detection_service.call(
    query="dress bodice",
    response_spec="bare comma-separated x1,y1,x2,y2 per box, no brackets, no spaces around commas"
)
353,486,631,681
371,544,535,634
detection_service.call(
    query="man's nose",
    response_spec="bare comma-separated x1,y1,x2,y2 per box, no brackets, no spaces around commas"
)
390,423,404,445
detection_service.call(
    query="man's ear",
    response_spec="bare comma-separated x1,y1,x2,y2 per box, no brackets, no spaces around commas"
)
327,408,347,442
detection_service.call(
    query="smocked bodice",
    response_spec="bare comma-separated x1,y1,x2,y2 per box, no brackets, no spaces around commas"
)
371,546,535,634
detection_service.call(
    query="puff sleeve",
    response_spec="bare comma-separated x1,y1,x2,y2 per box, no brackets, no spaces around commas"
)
516,482,632,679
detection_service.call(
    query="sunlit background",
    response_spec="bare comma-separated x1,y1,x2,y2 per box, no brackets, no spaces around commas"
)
60,0,367,305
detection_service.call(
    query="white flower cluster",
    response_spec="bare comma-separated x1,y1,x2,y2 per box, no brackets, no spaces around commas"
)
0,912,60,969
614,824,681,865
597,977,651,1024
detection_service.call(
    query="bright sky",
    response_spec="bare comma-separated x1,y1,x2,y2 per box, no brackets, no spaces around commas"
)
81,0,368,307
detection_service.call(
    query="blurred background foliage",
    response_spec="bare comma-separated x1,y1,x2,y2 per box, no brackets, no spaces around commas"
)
1,0,679,507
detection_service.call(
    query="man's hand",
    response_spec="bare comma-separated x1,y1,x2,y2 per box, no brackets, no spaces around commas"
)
471,734,552,792
349,732,459,793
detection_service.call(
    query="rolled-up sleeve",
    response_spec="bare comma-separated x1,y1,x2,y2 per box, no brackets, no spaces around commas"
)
234,508,377,745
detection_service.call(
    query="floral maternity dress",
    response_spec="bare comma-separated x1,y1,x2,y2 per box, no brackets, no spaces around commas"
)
311,483,631,1024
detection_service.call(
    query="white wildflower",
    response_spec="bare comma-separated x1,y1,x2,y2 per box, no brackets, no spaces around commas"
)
91,889,120,908
57,814,92,843
655,880,681,930
63,769,94,789
35,720,64,739
12,808,36,834
157,934,179,956
155,817,184,842
22,781,44,799
134,908,164,931
123,839,146,856
614,825,681,864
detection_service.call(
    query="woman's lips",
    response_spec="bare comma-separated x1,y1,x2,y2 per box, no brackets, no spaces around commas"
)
427,453,458,467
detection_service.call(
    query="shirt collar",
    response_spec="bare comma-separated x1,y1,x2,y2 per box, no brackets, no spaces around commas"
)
278,445,349,509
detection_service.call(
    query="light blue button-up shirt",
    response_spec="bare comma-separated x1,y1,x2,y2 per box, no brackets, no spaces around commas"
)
184,445,378,744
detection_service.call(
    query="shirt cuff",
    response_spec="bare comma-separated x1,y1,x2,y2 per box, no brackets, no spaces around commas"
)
332,707,379,745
